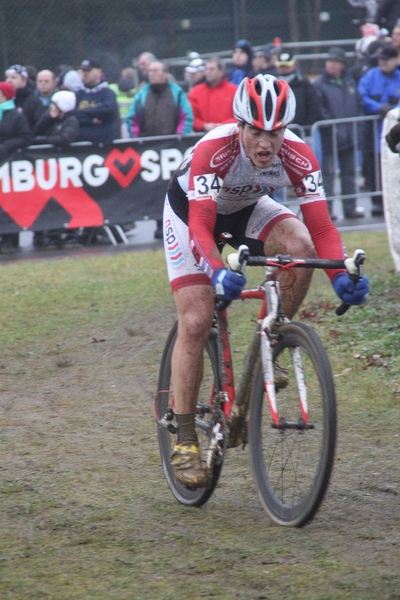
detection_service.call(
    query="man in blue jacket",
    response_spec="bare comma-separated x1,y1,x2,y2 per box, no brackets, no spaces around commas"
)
358,45,400,215
75,59,118,143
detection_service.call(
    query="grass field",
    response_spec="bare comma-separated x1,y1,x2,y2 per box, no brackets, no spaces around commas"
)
0,231,399,599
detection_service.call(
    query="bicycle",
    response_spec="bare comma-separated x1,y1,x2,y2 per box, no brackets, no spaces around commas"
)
155,244,366,527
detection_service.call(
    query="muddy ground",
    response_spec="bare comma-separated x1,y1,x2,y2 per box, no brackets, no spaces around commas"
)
0,295,399,599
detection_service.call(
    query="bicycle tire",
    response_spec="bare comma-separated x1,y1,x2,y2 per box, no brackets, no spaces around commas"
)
156,322,223,507
249,322,337,527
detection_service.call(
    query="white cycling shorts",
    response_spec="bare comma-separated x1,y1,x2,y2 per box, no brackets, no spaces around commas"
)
163,194,297,292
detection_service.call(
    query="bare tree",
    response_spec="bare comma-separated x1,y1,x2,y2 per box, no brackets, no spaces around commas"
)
286,0,326,42
287,0,300,42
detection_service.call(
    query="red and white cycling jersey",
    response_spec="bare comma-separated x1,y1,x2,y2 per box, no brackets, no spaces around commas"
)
166,123,346,285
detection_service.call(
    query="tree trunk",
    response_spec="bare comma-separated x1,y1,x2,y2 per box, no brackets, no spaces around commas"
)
287,0,300,42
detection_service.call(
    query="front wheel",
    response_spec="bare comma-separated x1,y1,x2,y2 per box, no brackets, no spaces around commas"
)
249,322,337,527
156,322,223,507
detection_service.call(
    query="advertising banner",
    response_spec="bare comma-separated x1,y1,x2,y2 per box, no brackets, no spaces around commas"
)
0,134,202,234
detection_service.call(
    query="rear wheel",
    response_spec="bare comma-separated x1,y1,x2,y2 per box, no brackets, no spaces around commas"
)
156,322,223,507
249,322,336,527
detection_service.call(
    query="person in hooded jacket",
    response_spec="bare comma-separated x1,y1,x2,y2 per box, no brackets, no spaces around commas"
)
33,90,79,145
5,64,44,129
225,39,256,85
0,81,32,252
74,59,118,143
0,81,32,160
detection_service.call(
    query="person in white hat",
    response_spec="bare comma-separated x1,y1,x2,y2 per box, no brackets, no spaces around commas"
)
32,90,80,248
33,90,79,146
184,57,206,91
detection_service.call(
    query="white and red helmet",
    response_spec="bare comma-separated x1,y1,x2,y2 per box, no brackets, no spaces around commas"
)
233,74,296,130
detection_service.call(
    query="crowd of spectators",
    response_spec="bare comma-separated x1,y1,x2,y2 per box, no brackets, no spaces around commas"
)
1,15,400,251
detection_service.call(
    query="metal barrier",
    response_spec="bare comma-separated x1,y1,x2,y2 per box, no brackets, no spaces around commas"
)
310,114,381,217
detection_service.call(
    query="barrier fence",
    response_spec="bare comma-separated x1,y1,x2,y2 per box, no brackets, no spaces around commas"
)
0,114,384,243
0,134,202,238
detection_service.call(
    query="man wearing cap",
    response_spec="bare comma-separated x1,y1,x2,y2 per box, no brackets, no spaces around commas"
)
188,57,237,132
74,59,118,143
184,57,206,91
226,39,256,85
0,81,32,252
276,51,321,132
313,47,365,220
358,44,400,215
252,46,278,76
5,64,44,129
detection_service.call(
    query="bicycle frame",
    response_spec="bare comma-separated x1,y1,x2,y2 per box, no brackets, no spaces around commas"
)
215,273,290,440
213,247,366,441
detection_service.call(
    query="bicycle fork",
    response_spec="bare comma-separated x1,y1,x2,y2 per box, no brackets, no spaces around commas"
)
260,278,312,431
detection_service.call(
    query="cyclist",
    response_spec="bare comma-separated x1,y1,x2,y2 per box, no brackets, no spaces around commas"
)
162,74,369,489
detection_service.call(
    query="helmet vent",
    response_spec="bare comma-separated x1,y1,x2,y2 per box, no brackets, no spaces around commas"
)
273,80,281,95
254,79,263,96
277,99,287,122
265,90,273,121
250,97,258,120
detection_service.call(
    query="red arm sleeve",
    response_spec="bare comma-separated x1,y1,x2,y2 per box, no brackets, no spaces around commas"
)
188,198,224,278
300,200,347,282
280,133,347,282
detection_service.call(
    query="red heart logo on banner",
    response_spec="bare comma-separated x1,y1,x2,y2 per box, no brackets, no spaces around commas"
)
105,147,142,188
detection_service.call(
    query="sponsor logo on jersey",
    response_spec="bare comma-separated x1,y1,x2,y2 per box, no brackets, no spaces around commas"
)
165,219,184,266
210,141,237,170
222,183,271,196
280,144,312,171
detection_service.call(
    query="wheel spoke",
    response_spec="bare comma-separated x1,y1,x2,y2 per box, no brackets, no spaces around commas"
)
249,322,336,527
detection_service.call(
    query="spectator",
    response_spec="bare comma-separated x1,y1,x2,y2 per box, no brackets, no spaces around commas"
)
252,46,278,76
0,82,32,253
275,51,322,133
33,91,80,247
262,42,281,75
351,27,392,80
126,60,193,238
188,57,237,132
184,57,206,91
313,47,365,220
126,60,193,138
33,90,79,145
376,0,400,34
36,69,57,106
75,59,118,143
252,48,270,75
25,65,38,87
109,67,137,138
358,44,400,215
57,68,84,93
135,51,157,88
391,22,400,62
5,64,44,129
355,22,380,60
226,39,256,85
